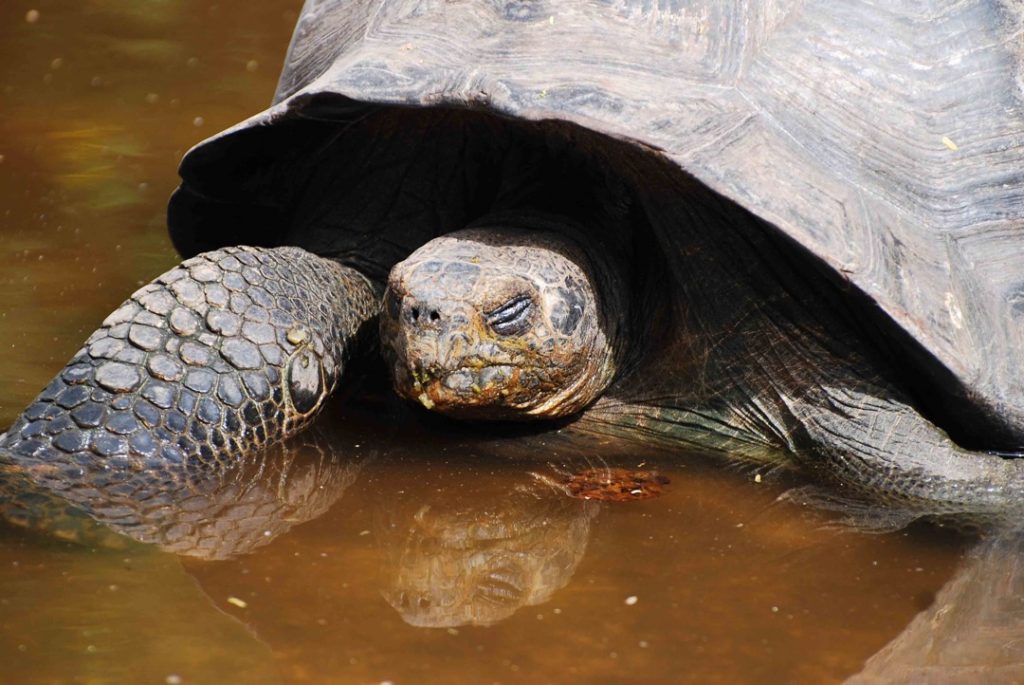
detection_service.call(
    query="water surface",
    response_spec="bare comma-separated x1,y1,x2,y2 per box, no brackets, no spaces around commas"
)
0,2,968,683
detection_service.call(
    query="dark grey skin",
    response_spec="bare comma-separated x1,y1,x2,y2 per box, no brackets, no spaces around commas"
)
1,108,1022,531
0,246,376,519
2,212,1021,527
378,219,1024,520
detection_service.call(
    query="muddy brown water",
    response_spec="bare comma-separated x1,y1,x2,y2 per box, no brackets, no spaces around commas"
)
0,2,969,684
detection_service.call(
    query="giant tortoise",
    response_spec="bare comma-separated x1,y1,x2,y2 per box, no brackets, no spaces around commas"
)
1,0,1023,527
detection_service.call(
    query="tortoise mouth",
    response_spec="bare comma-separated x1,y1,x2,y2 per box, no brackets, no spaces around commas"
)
395,362,532,416
388,347,594,418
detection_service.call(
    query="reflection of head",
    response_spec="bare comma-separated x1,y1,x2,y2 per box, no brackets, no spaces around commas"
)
0,427,363,560
377,482,597,627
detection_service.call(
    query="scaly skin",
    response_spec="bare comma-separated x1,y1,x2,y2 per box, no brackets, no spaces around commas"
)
0,246,378,515
2,211,1021,532
0,425,364,559
383,220,1024,522
381,222,625,420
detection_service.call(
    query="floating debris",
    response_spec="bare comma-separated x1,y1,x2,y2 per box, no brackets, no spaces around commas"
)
559,467,669,502
226,596,248,608
941,135,958,151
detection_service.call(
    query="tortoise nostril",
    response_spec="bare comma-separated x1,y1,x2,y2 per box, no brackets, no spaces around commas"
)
405,302,443,327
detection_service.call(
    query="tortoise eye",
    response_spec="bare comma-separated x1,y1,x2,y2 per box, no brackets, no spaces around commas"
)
486,295,534,336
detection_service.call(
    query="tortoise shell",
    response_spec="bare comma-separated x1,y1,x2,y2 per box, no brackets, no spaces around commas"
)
169,0,1024,445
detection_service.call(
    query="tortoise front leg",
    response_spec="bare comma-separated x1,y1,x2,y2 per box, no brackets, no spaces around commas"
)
0,246,378,487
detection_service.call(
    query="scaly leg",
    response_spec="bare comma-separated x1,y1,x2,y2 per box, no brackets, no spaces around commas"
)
0,246,379,500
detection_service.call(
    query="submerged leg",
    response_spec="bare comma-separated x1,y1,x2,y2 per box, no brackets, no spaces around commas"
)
0,246,378,489
786,380,1024,518
581,346,1024,520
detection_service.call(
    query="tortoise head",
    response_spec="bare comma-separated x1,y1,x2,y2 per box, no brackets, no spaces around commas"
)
380,227,618,420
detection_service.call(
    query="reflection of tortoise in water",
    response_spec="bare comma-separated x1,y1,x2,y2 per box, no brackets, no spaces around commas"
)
376,473,598,628
2,1,1024,524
